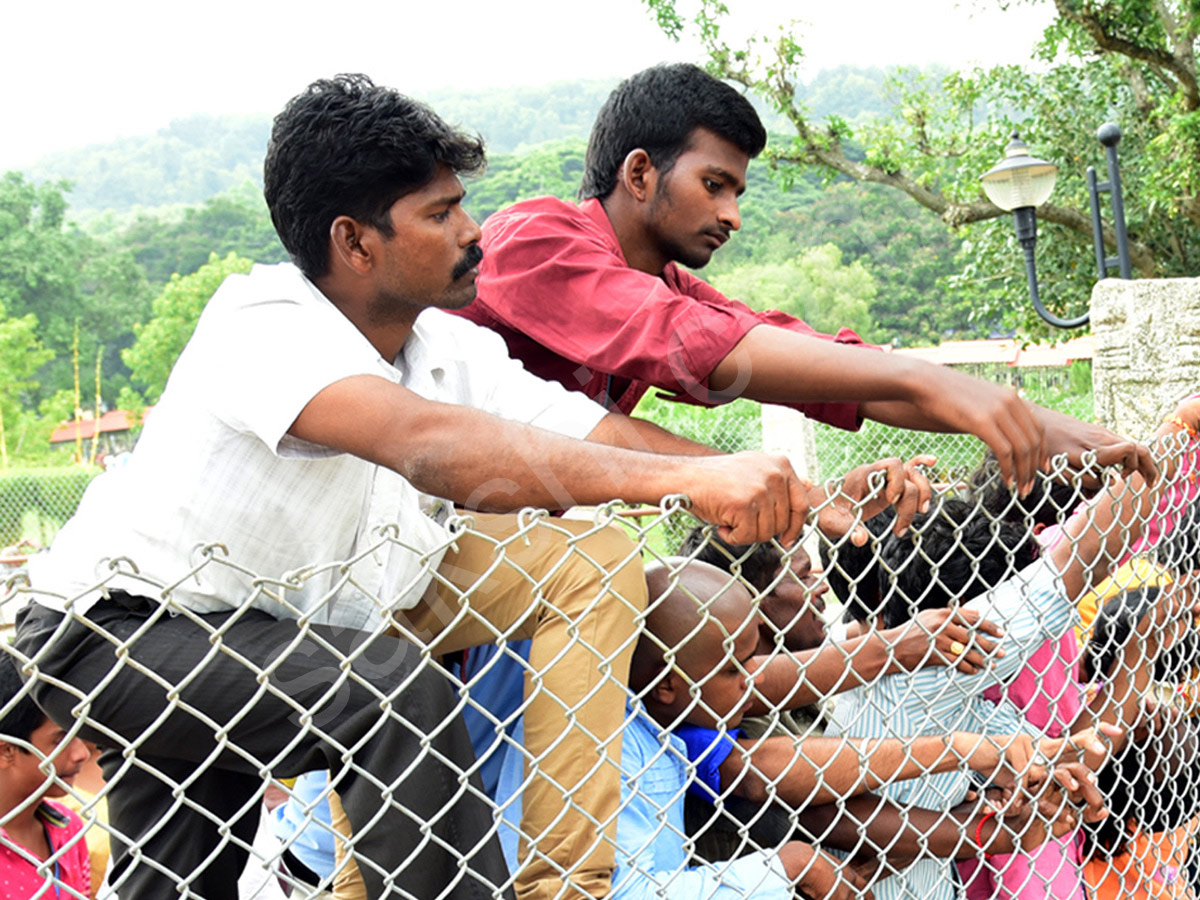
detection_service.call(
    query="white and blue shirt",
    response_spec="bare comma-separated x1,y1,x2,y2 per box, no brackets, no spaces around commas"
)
827,557,1075,900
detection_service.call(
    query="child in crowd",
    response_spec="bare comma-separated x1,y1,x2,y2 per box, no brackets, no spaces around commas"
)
1079,587,1200,900
683,531,1049,873
954,458,1091,900
494,559,1103,900
0,654,92,898
822,392,1200,900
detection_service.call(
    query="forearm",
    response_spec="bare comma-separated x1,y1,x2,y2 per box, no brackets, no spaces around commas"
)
292,376,703,511
799,796,982,863
726,733,989,807
1078,667,1147,746
292,376,812,544
1074,629,1155,743
858,398,954,432
400,411,690,511
1054,420,1184,599
709,326,924,403
586,412,719,457
744,636,892,714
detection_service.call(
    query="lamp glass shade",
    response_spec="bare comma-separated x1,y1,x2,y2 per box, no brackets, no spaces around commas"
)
979,160,1056,211
980,136,1058,210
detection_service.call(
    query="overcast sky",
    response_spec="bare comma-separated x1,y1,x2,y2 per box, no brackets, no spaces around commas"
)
3,0,1054,169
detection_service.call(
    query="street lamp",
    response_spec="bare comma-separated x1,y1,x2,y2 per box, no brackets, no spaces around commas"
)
980,132,1089,329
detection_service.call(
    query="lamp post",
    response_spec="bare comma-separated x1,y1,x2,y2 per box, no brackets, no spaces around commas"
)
980,132,1089,329
1086,123,1133,280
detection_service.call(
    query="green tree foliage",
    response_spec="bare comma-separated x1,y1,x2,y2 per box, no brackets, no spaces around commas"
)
23,90,611,218
0,174,76,325
710,244,878,339
0,314,53,467
0,173,153,405
769,182,971,344
123,252,254,403
114,186,287,285
426,81,618,154
643,0,1200,338
700,160,970,344
464,141,587,222
25,115,270,214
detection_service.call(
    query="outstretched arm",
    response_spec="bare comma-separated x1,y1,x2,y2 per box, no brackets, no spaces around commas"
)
744,608,1006,713
1052,396,1200,603
798,795,1027,865
709,325,1155,491
292,375,811,544
720,731,1028,809
1074,586,1200,741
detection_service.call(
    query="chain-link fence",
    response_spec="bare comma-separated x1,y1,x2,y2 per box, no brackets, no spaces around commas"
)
1,422,1197,900
0,467,102,560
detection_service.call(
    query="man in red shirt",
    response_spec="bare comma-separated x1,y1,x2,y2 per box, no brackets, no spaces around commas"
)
459,63,1152,491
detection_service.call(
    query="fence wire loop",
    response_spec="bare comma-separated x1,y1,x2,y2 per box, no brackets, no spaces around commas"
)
1,431,1199,900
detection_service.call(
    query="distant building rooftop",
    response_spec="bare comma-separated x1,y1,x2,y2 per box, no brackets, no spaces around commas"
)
49,408,147,444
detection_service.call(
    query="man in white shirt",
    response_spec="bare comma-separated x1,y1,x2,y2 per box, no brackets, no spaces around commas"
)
6,75,908,900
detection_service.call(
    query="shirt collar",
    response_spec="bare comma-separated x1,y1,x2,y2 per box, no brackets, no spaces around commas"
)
35,801,70,831
579,198,630,265
291,263,451,381
579,196,683,285
400,310,453,379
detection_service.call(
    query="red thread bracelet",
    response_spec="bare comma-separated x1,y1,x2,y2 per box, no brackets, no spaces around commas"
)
975,810,998,850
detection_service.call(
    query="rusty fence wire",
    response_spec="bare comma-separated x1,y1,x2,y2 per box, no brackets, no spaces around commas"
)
1,437,1198,900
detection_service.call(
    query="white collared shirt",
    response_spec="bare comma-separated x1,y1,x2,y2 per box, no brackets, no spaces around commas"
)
21,263,607,629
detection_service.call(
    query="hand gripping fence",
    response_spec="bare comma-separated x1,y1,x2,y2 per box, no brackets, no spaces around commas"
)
2,436,1199,900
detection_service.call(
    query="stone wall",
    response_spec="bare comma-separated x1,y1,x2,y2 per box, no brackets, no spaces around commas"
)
1090,277,1200,439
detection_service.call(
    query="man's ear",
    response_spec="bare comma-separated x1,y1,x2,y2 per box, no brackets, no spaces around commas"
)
0,741,17,768
328,216,379,275
646,669,680,707
618,149,658,204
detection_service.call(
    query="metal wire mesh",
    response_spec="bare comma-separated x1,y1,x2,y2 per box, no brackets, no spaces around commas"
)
1,435,1197,900
0,467,102,556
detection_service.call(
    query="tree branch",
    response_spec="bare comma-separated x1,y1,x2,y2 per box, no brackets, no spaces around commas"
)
1053,0,1199,109
1039,203,1157,276
773,136,1159,276
714,7,1162,279
1119,61,1160,120
1153,0,1196,79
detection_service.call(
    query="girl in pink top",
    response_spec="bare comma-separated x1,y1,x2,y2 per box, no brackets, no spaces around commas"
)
0,656,92,898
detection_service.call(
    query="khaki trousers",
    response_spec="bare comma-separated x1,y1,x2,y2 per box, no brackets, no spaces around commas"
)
332,512,647,900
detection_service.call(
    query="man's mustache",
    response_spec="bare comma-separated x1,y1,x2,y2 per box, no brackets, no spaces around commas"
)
452,243,484,280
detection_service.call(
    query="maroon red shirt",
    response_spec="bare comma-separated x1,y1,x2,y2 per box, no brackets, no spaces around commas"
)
457,196,864,430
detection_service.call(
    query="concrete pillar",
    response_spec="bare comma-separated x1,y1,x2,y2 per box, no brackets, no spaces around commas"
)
1091,277,1200,439
760,404,821,482
760,404,822,563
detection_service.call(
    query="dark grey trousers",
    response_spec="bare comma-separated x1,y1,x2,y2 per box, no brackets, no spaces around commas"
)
14,597,511,900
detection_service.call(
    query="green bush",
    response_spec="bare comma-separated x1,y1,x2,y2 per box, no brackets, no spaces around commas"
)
631,393,762,454
0,466,102,549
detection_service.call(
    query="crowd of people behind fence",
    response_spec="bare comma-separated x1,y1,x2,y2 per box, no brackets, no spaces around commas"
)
1,63,1198,900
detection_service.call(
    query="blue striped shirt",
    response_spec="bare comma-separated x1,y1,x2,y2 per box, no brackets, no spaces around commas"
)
826,558,1076,900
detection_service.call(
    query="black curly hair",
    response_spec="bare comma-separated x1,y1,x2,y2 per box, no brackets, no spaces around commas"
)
264,74,486,279
880,496,1036,629
579,63,766,201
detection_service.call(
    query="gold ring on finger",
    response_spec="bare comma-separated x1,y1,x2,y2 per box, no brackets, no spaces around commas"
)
949,640,966,656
